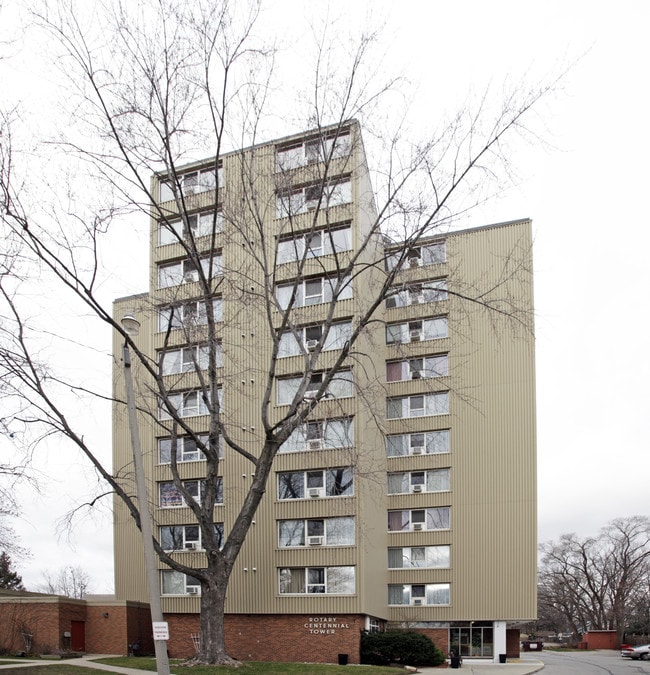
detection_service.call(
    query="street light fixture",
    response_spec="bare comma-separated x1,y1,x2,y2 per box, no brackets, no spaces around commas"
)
121,314,171,675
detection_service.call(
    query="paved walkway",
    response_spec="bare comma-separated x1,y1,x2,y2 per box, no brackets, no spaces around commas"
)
419,658,544,673
0,655,152,674
0,655,545,673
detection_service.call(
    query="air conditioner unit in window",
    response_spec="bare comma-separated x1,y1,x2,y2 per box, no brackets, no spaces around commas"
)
307,536,323,546
412,446,424,455
412,522,423,531
308,439,322,450
412,484,423,493
409,330,422,342
411,370,424,380
412,598,423,605
306,339,319,350
187,587,199,595
408,256,422,268
305,390,318,400
183,271,197,283
185,542,198,550
415,295,425,304
309,488,323,498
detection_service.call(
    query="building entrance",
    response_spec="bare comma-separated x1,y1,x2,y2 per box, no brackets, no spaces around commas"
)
449,622,493,658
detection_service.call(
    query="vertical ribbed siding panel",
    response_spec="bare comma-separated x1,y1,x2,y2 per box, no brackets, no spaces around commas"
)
447,221,536,620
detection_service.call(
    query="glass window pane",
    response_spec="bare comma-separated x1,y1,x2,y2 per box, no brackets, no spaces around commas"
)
279,520,304,547
326,566,354,594
326,467,353,496
278,472,304,499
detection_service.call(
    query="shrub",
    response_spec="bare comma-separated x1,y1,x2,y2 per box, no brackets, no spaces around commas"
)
360,630,445,666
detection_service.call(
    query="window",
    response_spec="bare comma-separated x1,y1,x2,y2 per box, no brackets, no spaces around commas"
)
159,523,224,551
276,370,353,405
388,583,450,606
387,469,450,494
161,570,203,595
385,280,448,308
275,275,353,309
387,507,451,531
386,430,450,457
279,566,355,594
278,517,355,547
275,133,351,171
278,467,353,500
159,166,223,202
386,393,449,419
279,417,354,453
386,354,449,382
158,389,218,419
157,254,222,288
158,298,223,332
388,546,451,569
159,479,223,508
386,317,448,344
277,226,352,264
160,344,219,375
158,211,224,246
276,179,352,218
159,434,207,463
278,321,352,357
385,241,446,271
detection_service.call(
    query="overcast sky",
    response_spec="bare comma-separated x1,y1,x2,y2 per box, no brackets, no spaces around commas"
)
1,0,649,593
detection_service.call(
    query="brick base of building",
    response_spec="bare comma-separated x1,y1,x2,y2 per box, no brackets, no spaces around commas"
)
166,613,365,664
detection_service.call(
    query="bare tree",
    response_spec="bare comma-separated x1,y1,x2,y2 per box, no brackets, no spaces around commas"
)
0,0,556,664
538,517,650,643
39,565,91,599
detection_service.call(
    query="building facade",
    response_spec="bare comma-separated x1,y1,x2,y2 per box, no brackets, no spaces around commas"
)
112,122,536,663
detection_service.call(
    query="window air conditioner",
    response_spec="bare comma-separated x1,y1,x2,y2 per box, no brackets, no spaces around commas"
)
183,271,197,283
412,484,423,493
412,446,424,455
309,488,323,498
412,522,423,531
408,256,422,268
409,330,422,342
185,542,198,550
307,536,323,546
308,439,323,450
411,370,424,380
305,390,318,400
306,339,319,350
187,587,199,595
412,598,423,606
415,295,425,304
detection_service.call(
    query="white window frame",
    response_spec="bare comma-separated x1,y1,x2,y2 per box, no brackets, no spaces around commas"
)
386,354,449,382
278,566,355,595
275,132,351,172
159,479,208,508
157,254,222,289
385,241,447,272
279,417,354,454
158,298,223,332
385,279,448,309
388,583,450,606
388,545,451,569
160,344,216,375
277,467,354,500
276,225,352,264
276,370,353,406
386,317,449,344
386,430,451,457
387,469,451,495
158,210,224,246
277,516,355,548
278,320,352,358
386,392,450,419
387,507,451,532
161,570,203,596
275,178,352,218
275,274,353,310
159,166,223,202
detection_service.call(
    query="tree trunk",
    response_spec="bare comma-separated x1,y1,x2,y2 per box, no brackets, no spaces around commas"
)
189,569,238,665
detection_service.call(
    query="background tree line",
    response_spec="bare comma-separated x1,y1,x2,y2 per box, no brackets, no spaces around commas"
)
538,516,650,643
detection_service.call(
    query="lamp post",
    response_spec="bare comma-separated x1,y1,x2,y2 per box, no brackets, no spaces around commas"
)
121,314,171,675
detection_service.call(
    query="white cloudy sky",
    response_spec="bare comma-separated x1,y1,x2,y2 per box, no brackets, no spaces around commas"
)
1,0,649,592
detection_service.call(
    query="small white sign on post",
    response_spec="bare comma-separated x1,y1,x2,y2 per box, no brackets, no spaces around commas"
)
152,621,169,641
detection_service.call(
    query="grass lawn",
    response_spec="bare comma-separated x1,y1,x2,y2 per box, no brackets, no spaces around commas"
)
94,657,404,674
0,667,124,674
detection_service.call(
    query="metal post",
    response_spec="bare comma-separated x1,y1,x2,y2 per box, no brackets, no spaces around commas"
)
123,343,171,675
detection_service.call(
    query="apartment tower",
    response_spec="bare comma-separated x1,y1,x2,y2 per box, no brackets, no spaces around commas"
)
112,121,536,663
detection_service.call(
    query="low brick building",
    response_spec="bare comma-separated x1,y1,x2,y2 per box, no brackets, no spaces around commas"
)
0,590,152,656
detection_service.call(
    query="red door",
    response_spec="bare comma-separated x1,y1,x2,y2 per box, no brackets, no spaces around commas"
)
71,621,85,652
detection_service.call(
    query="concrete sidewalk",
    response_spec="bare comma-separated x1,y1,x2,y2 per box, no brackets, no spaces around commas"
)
0,655,153,674
0,655,545,673
418,658,544,674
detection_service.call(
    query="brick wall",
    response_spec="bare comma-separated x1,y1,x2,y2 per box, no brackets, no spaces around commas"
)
165,613,365,664
85,603,153,656
506,628,520,658
409,628,450,656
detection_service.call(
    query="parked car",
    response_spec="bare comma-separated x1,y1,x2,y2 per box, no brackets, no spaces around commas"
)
621,644,650,660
